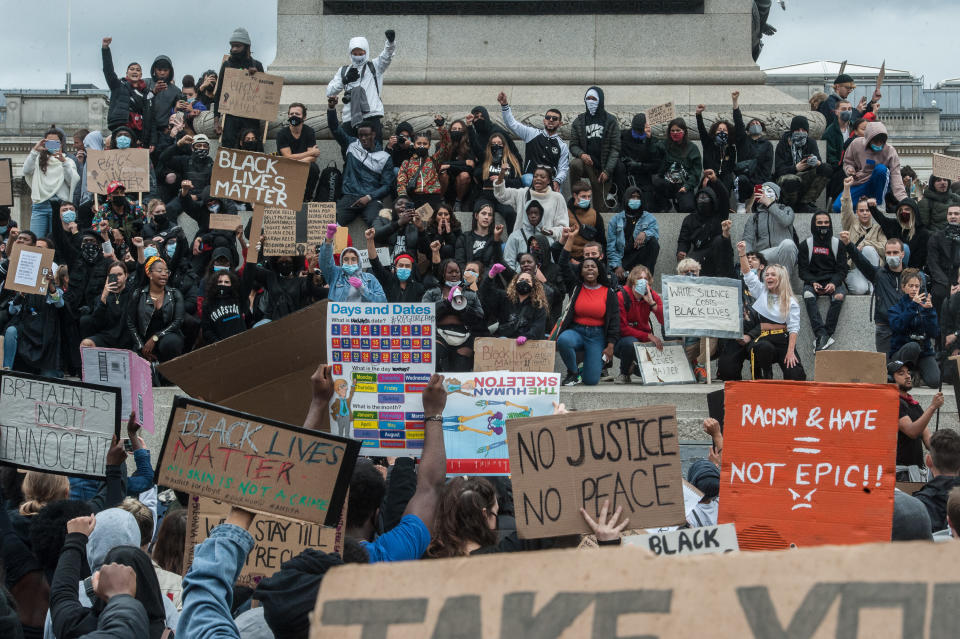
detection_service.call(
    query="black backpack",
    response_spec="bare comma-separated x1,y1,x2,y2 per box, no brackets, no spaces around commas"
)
316,163,343,202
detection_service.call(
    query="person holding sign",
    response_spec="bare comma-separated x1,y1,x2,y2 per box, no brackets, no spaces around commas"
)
22,127,79,238
614,265,663,384
212,28,265,148
3,244,66,375
736,240,805,380
319,224,386,303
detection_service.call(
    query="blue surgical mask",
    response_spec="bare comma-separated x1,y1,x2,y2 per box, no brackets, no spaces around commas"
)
116,136,132,149
342,264,359,275
62,211,77,224
143,247,159,259
213,265,229,272
634,278,647,296
0,226,8,235
870,143,883,152
208,203,220,213
627,200,642,211
445,280,461,288
165,242,177,257
577,199,590,209
396,267,411,281
631,130,646,140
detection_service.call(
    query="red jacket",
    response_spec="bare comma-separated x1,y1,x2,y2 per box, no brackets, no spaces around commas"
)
617,288,663,340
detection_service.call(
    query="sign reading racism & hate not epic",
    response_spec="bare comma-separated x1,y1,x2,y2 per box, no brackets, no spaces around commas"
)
156,397,360,526
507,406,685,538
211,148,310,210
0,372,120,479
720,380,899,550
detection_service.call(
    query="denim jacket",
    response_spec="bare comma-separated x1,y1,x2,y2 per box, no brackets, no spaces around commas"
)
177,523,254,639
606,210,659,269
319,242,387,303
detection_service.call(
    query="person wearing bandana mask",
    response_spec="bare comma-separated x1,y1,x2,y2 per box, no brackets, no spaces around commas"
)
613,112,665,211
569,86,621,212
159,133,214,195
833,121,907,213
607,186,660,283
775,115,830,213
212,27,265,148
201,270,246,344
327,31,397,141
92,180,147,241
238,128,264,153
318,225,386,303
695,92,745,195
799,212,847,351
101,37,151,148
278,103,321,202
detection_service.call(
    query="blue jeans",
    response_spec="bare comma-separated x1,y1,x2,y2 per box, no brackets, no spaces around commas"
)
614,336,640,374
832,163,890,212
4,325,62,376
30,199,58,238
557,324,606,385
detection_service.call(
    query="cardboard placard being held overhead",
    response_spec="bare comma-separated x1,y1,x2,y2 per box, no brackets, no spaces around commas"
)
507,405,685,538
86,149,150,195
472,338,556,373
645,101,676,126
875,60,886,91
159,302,330,429
932,153,960,181
155,396,360,526
0,158,12,207
184,495,345,587
208,213,244,232
4,244,55,295
0,372,120,479
80,347,155,433
814,350,887,384
219,68,284,122
720,380,899,550
262,207,298,256
310,540,960,638
307,202,336,247
211,148,310,210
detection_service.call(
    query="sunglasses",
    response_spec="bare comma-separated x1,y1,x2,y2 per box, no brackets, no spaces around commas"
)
543,115,560,121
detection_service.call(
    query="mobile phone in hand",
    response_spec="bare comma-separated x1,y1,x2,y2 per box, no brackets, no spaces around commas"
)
123,438,133,452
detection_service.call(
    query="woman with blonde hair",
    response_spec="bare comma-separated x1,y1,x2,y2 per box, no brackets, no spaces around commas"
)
475,133,523,231
737,240,805,380
18,471,70,516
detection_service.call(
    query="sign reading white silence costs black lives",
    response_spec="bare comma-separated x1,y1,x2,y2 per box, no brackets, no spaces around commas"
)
0,372,121,479
661,275,743,339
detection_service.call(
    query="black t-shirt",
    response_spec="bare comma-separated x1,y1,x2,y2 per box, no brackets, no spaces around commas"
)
897,395,925,467
276,125,317,155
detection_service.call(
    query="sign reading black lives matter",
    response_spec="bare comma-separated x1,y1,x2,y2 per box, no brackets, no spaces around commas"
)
211,148,310,211
0,372,120,479
661,275,743,339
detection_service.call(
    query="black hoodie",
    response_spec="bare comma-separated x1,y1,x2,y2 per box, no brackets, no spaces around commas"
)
254,549,344,639
798,214,845,287
570,87,621,175
677,180,732,277
148,55,179,146
468,105,522,164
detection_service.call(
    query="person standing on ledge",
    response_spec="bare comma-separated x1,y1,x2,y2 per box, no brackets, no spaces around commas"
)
569,87,620,213
212,27,265,148
326,30,397,142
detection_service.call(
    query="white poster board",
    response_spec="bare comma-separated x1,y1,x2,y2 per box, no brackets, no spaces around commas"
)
661,275,743,339
80,347,156,433
0,372,120,478
357,247,391,269
623,523,739,556
634,340,695,385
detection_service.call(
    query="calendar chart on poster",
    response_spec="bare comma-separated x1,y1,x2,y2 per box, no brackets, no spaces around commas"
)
326,303,436,455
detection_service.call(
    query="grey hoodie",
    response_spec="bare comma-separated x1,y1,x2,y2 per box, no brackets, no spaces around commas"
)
743,185,796,253
504,204,545,270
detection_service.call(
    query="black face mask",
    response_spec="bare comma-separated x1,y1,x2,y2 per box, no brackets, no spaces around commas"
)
277,262,294,276
153,214,166,224
217,285,231,298
696,198,713,215
473,117,490,134
112,196,126,207
450,131,464,143
230,51,244,63
241,141,258,151
81,243,101,263
415,147,429,157
816,225,831,239
515,280,533,295
491,145,504,160
288,116,303,127
193,148,209,160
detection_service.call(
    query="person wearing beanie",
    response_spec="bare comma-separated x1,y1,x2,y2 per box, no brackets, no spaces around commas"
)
158,130,214,195
832,121,906,213
326,30,397,140
212,27,265,148
365,225,424,303
100,36,152,148
613,112,665,211
386,120,415,170
774,114,830,213
498,92,569,188
818,72,875,127
319,224,386,303
569,87,621,212
146,54,180,149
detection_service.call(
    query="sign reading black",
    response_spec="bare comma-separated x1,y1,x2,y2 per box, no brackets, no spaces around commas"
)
324,0,703,15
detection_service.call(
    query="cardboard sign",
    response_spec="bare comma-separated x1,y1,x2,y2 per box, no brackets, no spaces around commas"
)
211,148,310,210
307,203,336,247
661,275,743,339
246,205,266,264
507,405,684,538
623,523,739,556
185,495,344,587
932,153,960,181
356,247,391,269
720,380,899,550
332,227,350,255
209,213,243,232
815,350,887,384
155,397,360,526
472,338,557,373
4,244,55,295
443,370,561,476
80,347,155,433
415,203,433,224
0,158,12,207
645,101,676,126
310,541,960,638
86,149,150,195
262,207,298,256
876,60,886,91
634,340,695,385
219,68,284,122
327,302,436,455
0,372,120,479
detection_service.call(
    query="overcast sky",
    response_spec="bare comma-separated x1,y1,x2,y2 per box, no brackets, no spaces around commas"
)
1,0,956,90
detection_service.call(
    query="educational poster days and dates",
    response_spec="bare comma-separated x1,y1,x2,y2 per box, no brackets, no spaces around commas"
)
0,373,120,479
156,398,359,526
326,302,435,455
442,371,560,476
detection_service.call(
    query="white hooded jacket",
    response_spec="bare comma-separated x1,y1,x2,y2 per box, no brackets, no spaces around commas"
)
326,36,396,122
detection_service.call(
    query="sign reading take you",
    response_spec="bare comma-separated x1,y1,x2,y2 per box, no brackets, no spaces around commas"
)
0,371,120,479
156,397,360,526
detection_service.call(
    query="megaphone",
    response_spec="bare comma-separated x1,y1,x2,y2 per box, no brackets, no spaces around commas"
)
450,286,467,311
